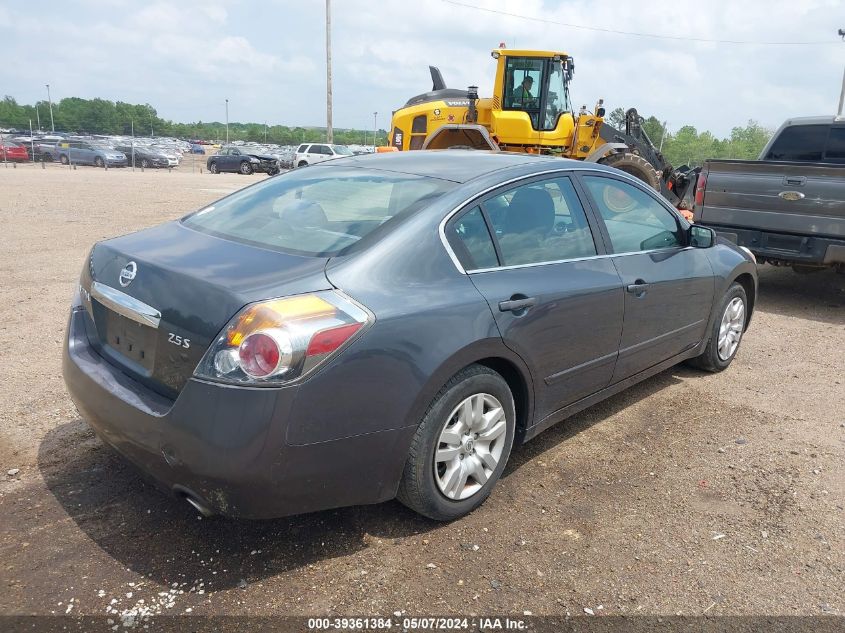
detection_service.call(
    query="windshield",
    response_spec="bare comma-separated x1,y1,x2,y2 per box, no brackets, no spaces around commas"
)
183,166,455,256
331,145,353,155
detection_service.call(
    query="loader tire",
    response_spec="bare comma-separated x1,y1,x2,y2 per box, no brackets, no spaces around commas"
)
600,152,661,191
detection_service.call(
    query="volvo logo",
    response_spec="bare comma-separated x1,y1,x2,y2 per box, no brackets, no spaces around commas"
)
119,261,137,287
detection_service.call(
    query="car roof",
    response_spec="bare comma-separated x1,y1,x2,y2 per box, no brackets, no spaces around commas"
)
313,149,596,183
781,115,844,127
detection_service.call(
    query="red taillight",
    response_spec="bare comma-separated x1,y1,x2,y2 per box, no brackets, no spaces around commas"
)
306,323,363,357
694,171,708,208
238,329,292,378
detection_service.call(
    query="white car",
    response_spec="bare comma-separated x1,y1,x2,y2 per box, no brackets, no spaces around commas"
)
294,143,353,167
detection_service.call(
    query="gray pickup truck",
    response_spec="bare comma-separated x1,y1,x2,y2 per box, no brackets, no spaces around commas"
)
693,116,844,272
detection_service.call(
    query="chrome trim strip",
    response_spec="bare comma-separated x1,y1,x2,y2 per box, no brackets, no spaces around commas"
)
90,281,161,329
438,166,687,274
465,247,696,274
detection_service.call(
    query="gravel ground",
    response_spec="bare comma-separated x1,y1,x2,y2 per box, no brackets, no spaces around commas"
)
0,164,843,623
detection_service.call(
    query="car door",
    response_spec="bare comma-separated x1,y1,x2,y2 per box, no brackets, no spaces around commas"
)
76,142,95,165
311,144,329,163
579,173,715,382
446,174,624,422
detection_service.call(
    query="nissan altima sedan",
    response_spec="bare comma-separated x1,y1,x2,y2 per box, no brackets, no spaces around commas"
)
63,151,757,521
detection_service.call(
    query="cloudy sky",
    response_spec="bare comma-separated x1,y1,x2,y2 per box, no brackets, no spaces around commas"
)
1,0,842,136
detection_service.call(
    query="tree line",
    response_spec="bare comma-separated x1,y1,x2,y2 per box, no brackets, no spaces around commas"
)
0,96,387,146
1,96,772,163
605,107,772,167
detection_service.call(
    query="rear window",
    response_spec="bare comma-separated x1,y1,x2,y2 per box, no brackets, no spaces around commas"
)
765,124,829,162
183,166,455,256
824,127,845,163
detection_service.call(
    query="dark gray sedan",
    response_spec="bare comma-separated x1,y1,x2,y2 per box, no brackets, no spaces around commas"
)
62,151,757,521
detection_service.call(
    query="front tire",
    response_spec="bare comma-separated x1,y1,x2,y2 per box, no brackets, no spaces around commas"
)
140,158,150,169
94,156,105,168
397,365,515,521
240,161,254,175
60,154,69,165
208,162,219,174
688,282,748,372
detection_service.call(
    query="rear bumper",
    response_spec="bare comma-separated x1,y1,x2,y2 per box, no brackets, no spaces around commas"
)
709,225,845,266
62,308,413,519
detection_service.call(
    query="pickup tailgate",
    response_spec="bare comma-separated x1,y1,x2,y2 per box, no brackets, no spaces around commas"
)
697,160,845,238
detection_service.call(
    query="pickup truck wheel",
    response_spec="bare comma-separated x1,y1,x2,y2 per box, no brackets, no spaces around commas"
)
60,154,69,165
208,162,219,174
396,364,515,521
240,161,254,175
600,152,661,191
688,282,747,372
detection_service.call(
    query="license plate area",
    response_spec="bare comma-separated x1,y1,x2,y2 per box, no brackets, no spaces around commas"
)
104,309,157,372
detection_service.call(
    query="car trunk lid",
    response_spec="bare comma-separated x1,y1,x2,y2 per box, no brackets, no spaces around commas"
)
81,221,332,398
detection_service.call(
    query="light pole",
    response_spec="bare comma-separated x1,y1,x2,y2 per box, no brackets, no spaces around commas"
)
373,111,378,150
45,84,54,132
838,29,845,117
225,99,229,144
148,106,154,137
35,106,41,132
325,0,333,143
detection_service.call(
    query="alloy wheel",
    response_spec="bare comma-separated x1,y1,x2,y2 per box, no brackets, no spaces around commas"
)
433,393,507,501
717,297,745,360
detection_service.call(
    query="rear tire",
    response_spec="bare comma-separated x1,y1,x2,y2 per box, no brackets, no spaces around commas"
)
60,154,69,165
397,365,515,521
240,161,254,175
687,282,748,372
297,160,308,168
600,152,661,190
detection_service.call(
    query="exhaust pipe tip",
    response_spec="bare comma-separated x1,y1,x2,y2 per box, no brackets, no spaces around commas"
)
173,485,215,517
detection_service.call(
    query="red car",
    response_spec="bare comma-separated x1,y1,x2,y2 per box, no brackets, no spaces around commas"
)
0,140,29,162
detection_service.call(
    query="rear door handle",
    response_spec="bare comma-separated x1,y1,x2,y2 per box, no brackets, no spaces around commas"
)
498,297,537,312
783,176,806,186
626,281,649,296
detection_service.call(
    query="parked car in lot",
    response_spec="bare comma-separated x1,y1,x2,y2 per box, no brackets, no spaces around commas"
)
294,143,353,167
114,145,171,169
0,139,29,162
207,145,280,175
189,144,206,154
55,140,127,167
694,115,845,273
63,151,757,521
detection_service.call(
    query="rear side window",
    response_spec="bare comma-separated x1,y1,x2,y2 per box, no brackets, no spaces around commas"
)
485,177,597,266
183,167,455,256
449,207,498,270
824,127,845,163
583,176,681,253
765,125,829,162
297,144,308,153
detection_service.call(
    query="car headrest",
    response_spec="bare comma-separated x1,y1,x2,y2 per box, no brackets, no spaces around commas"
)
504,188,555,234
279,200,328,227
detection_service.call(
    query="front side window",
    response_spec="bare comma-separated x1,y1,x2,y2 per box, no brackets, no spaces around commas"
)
583,176,682,253
183,167,455,256
765,125,829,162
484,176,596,266
503,57,542,114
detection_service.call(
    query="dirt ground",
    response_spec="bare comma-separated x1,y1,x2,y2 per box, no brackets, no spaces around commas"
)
0,164,843,623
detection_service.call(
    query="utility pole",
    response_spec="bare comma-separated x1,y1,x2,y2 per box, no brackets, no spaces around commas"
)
225,99,229,144
838,29,845,118
45,84,54,132
149,106,154,137
373,111,378,149
36,106,41,132
325,0,333,143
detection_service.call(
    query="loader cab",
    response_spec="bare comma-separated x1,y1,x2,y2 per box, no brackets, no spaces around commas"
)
496,50,573,132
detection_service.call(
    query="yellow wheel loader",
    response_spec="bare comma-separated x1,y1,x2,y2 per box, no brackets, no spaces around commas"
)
389,48,697,209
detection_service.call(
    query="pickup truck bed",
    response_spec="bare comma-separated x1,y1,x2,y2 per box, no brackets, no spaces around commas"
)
695,159,845,270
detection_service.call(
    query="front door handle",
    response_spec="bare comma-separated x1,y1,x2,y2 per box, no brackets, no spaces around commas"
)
626,281,649,296
498,297,537,312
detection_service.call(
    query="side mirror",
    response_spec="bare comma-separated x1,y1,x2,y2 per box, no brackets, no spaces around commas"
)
689,224,716,248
